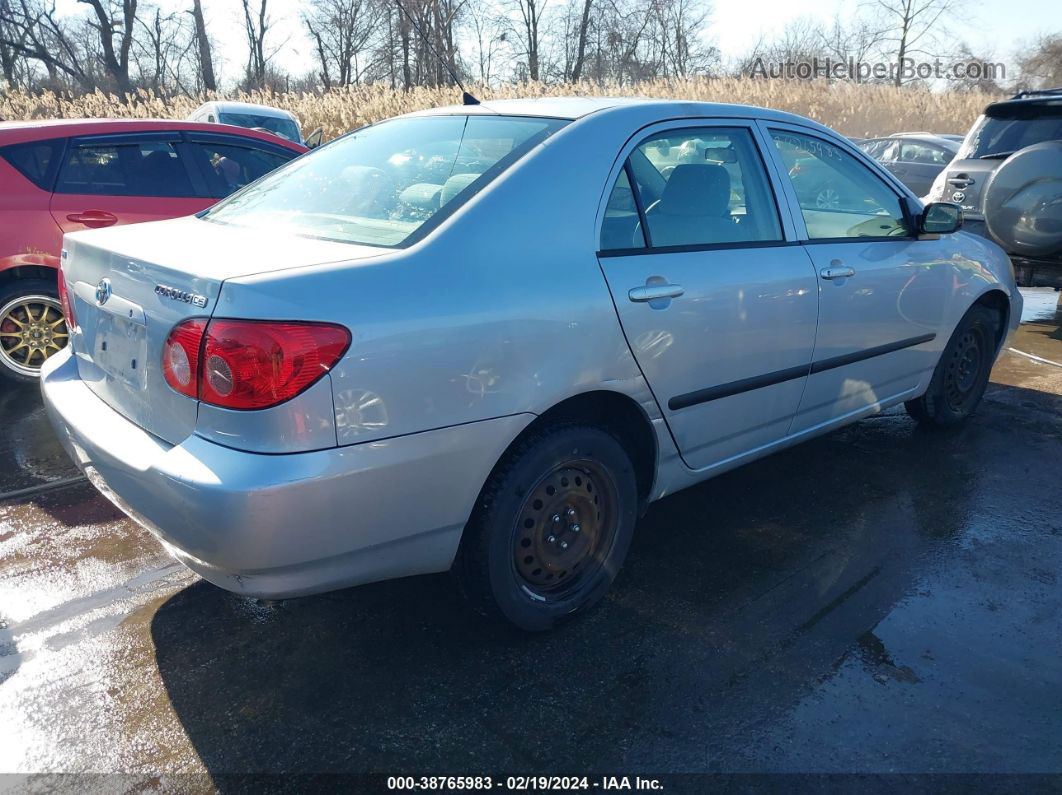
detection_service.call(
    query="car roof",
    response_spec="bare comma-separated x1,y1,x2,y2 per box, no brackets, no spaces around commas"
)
203,100,298,120
866,133,959,149
985,93,1062,115
0,117,307,151
400,95,836,131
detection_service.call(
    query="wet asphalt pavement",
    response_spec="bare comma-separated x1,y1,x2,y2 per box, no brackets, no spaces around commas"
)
1,290,1061,783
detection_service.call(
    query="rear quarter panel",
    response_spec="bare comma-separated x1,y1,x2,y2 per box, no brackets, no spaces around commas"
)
0,160,62,273
215,110,666,450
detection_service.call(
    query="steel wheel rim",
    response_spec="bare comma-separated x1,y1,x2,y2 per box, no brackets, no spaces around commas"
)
512,458,618,598
0,295,69,377
944,327,985,411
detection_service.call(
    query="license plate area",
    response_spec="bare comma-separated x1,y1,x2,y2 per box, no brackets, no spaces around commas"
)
93,312,147,390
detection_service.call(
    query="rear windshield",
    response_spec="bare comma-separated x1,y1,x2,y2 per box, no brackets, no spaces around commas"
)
219,112,302,143
957,104,1062,159
203,114,568,247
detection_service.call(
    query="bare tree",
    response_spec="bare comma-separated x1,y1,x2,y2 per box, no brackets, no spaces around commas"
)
869,0,958,86
0,0,94,90
189,0,215,91
568,0,592,80
303,0,380,88
1015,33,1062,90
819,13,886,73
240,0,277,88
132,6,199,95
510,0,546,80
466,0,508,83
78,0,138,95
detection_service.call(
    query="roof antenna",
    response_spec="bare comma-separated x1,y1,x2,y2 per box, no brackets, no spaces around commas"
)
393,0,480,105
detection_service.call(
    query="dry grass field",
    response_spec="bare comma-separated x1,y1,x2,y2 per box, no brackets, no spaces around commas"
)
0,78,1001,139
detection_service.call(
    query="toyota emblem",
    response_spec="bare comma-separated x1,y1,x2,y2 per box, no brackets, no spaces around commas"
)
95,278,112,305
951,191,966,203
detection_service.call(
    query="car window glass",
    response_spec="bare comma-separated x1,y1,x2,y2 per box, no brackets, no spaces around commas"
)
770,130,909,240
0,138,64,190
860,139,892,160
218,112,301,143
901,142,949,164
879,141,901,162
204,115,567,248
601,127,782,250
959,106,1062,158
601,168,645,250
190,142,292,197
56,140,194,197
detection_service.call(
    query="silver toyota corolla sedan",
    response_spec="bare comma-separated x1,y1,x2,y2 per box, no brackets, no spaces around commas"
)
41,97,1021,631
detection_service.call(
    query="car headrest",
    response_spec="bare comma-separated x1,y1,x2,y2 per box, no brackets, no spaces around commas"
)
440,172,480,206
657,164,730,217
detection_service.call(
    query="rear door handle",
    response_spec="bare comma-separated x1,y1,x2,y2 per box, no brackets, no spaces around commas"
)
67,210,118,228
628,284,684,302
819,266,855,280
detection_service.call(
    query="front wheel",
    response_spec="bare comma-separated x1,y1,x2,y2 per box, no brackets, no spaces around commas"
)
454,424,638,631
0,279,69,385
905,304,1000,427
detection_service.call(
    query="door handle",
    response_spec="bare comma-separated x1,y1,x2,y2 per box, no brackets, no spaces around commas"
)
67,210,118,228
629,283,684,302
819,266,855,280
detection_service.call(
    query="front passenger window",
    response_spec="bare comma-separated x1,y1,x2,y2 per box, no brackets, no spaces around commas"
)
600,127,782,251
770,130,909,240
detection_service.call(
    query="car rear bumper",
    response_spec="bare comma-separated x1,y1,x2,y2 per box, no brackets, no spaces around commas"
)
40,347,531,598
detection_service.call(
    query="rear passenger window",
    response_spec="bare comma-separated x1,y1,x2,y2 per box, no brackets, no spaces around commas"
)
769,130,909,240
900,142,950,164
56,140,195,197
188,142,292,198
601,127,783,251
0,139,64,190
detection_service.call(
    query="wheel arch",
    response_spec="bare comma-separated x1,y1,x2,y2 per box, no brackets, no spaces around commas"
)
971,287,1011,353
0,264,58,288
480,390,659,513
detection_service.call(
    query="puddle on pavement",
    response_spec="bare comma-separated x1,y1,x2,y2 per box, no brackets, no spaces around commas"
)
1019,288,1059,324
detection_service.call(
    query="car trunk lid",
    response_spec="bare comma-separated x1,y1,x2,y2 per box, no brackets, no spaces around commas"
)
62,216,385,444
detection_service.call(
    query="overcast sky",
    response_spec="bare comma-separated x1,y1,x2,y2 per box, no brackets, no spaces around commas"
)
53,0,1060,86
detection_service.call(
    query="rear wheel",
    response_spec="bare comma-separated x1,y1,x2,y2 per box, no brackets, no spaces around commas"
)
0,279,69,385
905,304,999,427
455,424,638,631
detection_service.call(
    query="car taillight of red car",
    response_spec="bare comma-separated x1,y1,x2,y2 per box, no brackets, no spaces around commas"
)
162,318,350,409
57,268,76,330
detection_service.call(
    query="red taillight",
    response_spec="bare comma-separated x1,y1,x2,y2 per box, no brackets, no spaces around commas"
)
161,318,350,409
162,318,207,398
57,268,75,330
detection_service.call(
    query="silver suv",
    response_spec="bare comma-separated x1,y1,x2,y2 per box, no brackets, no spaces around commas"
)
924,88,1062,288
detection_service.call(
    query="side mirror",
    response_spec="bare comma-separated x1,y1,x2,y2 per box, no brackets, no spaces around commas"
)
920,202,963,235
305,127,324,149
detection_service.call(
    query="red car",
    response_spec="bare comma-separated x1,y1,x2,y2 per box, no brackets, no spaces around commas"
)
0,119,306,383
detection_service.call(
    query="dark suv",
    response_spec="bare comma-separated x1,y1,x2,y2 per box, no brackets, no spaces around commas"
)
924,88,1062,288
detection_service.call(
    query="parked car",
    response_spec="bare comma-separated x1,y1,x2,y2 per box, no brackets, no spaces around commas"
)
188,101,306,146
858,133,960,195
43,98,1020,631
0,118,306,383
924,88,1062,288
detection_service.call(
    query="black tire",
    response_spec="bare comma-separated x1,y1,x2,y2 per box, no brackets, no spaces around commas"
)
905,304,1000,427
454,423,638,631
0,278,67,385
